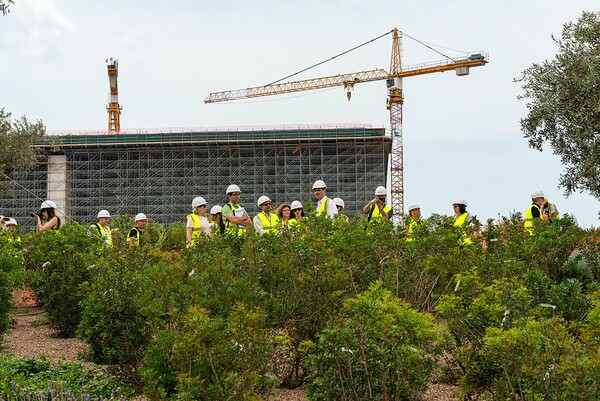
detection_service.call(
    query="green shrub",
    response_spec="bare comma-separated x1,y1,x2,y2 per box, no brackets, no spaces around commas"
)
23,224,101,337
306,282,443,401
142,303,277,401
77,247,151,368
481,317,599,400
0,355,131,399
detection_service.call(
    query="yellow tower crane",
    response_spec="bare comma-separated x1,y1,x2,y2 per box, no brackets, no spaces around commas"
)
106,57,122,134
205,28,488,224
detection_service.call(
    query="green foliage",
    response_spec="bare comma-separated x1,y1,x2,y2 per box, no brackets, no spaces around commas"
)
143,303,276,401
516,11,600,199
0,108,50,197
0,268,12,340
77,247,151,368
306,282,443,401
24,223,102,337
481,317,599,400
0,355,131,399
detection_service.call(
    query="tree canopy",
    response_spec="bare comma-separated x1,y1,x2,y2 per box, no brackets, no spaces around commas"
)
0,0,14,16
516,11,600,200
0,108,47,197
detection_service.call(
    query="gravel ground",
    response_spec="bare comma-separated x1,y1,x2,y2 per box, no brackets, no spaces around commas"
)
2,307,458,401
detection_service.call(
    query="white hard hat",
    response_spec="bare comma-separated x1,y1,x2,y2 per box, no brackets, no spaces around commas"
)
226,184,241,194
453,199,468,207
375,186,387,196
333,197,345,209
290,200,303,210
210,205,222,215
97,210,111,218
192,197,207,208
312,180,327,189
5,218,17,226
40,200,57,210
531,190,544,199
135,213,147,221
408,203,420,211
257,195,271,206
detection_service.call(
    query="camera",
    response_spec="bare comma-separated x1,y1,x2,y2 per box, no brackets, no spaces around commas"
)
30,210,43,218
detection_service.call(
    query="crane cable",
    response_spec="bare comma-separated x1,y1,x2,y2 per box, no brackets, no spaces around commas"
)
400,31,456,62
265,29,394,87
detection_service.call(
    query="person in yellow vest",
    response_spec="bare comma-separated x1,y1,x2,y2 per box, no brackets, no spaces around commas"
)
222,184,251,235
3,217,22,258
541,197,560,222
524,190,547,235
253,196,279,235
405,203,421,242
93,210,113,246
32,200,61,232
276,203,292,230
452,199,474,245
289,200,305,227
312,180,338,218
362,186,392,221
186,197,212,248
209,205,225,235
333,197,349,222
128,213,147,249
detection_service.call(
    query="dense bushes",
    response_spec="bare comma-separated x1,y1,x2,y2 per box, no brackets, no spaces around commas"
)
2,212,598,400
306,282,443,400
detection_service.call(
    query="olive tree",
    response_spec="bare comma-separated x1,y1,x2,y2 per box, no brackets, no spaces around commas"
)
0,108,47,196
0,0,14,16
516,11,600,200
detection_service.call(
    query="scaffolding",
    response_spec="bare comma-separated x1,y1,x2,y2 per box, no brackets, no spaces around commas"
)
1,126,391,228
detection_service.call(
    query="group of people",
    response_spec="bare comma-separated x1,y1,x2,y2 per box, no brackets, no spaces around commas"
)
1,183,559,249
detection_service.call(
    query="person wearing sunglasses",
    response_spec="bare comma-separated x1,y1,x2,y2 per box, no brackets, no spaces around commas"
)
187,196,212,248
253,196,279,235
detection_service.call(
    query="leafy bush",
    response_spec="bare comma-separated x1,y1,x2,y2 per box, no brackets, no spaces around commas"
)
23,224,102,337
77,247,151,368
306,282,443,401
142,303,277,401
0,355,131,399
481,317,599,400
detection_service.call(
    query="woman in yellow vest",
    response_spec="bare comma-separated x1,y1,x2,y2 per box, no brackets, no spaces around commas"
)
186,197,212,248
276,203,292,230
452,199,473,245
289,200,305,227
405,203,421,242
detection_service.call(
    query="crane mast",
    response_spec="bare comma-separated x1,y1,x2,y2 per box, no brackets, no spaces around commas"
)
106,57,122,134
205,29,488,224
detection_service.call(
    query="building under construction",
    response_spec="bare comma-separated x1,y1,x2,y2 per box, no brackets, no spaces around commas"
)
1,125,391,228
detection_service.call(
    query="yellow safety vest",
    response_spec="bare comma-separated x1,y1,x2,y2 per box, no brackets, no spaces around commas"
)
224,202,246,235
255,212,279,234
186,213,203,247
316,197,330,216
128,227,142,247
368,204,392,221
406,218,419,242
95,223,113,246
453,213,472,245
524,204,542,236
289,218,300,227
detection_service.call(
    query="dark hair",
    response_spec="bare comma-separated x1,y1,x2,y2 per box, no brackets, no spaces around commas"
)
42,207,61,230
291,207,306,217
457,204,467,214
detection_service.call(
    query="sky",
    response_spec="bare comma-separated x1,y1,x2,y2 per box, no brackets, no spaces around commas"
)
1,0,599,227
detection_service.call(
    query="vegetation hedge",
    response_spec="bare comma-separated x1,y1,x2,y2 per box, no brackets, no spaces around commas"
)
0,213,598,400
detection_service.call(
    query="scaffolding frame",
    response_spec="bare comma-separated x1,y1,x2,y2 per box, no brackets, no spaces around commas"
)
1,126,391,228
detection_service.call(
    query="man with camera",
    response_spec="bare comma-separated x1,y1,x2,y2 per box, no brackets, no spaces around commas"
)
362,186,393,221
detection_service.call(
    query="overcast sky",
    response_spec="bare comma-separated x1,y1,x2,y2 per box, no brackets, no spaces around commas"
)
1,0,598,227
